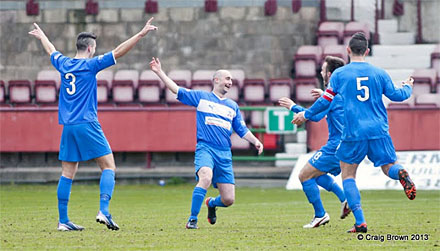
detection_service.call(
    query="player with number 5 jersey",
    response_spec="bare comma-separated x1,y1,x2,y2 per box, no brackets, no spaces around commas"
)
29,18,158,231
292,32,416,233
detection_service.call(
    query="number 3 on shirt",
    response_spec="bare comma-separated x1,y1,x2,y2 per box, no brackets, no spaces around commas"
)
65,73,76,95
356,77,369,101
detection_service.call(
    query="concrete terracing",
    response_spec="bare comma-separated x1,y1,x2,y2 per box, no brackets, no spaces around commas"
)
0,5,319,82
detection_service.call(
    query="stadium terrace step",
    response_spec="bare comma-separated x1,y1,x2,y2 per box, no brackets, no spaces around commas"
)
371,44,437,57
365,55,431,69
385,69,415,83
285,143,307,155
379,32,415,45
274,153,298,167
378,19,398,33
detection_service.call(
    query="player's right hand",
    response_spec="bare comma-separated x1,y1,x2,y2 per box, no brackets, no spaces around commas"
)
139,17,158,37
149,57,161,73
292,111,307,126
278,97,295,110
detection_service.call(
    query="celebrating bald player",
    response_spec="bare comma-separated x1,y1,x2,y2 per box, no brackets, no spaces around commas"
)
150,57,263,229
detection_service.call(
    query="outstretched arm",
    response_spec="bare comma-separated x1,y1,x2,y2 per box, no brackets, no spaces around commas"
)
292,90,333,125
113,17,158,59
279,90,329,123
28,23,56,56
149,57,179,94
384,77,413,101
243,132,263,155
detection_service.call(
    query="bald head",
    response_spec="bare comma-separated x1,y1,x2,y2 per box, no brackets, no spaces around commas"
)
212,69,233,97
213,70,231,82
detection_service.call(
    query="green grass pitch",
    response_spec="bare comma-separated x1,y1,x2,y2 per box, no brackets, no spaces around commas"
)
1,184,439,250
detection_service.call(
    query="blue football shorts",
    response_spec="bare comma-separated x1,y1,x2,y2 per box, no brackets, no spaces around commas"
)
59,121,112,162
194,142,234,188
308,147,341,176
336,134,397,167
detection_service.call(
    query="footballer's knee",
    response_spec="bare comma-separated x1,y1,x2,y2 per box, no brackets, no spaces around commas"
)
298,172,307,183
197,176,212,189
61,161,79,179
196,167,213,189
298,167,311,183
96,154,116,171
222,196,235,206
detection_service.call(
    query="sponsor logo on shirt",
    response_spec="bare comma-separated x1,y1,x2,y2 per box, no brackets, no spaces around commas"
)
197,99,236,120
205,116,231,130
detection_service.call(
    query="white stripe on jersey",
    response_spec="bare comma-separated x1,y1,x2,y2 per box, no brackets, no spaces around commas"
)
205,116,232,130
197,99,236,120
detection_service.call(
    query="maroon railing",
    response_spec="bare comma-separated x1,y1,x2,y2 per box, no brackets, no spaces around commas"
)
416,0,423,43
319,0,326,23
374,0,380,44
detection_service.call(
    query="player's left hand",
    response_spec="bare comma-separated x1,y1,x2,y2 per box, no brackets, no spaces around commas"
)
402,77,414,88
292,111,307,126
278,97,295,110
28,23,46,40
255,140,264,155
139,17,158,37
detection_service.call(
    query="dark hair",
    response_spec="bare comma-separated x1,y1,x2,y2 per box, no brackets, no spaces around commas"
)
324,56,345,73
76,32,97,51
349,32,368,56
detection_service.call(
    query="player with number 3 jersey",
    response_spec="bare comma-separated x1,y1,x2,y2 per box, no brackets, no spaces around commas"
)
29,18,157,231
292,32,416,233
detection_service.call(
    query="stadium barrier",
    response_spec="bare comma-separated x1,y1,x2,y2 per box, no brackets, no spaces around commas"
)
0,107,439,152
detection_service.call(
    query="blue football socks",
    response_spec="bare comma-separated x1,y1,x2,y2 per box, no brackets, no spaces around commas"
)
57,176,73,224
302,179,325,218
208,195,227,208
387,164,403,180
343,178,365,225
99,169,115,217
189,187,207,221
316,174,346,202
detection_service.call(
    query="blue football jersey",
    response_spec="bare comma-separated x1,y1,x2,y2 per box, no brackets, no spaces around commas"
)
177,88,249,150
51,51,116,125
305,62,412,141
292,94,343,152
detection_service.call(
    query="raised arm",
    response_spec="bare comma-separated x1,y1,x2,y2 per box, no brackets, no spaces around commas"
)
149,57,179,94
242,132,264,155
112,17,158,59
28,23,56,56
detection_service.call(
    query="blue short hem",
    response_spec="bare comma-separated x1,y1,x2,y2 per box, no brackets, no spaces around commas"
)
59,150,112,162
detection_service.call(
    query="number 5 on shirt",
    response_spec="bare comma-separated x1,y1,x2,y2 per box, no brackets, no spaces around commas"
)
356,77,369,102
